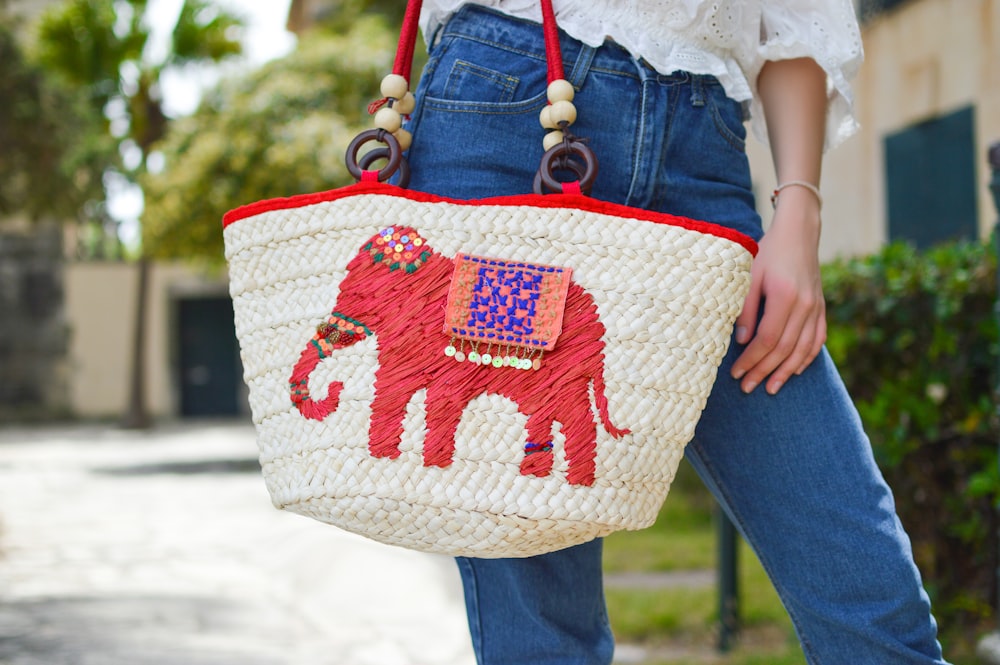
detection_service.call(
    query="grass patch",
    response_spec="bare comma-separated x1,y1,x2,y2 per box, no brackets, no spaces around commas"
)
605,540,796,641
603,461,805,664
607,586,716,641
604,461,715,573
635,630,806,665
602,461,987,665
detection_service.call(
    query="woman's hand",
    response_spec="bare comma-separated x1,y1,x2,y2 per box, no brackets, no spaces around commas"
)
731,56,828,395
730,187,826,395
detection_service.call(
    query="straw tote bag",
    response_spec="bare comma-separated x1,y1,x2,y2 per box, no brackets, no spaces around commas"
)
222,0,757,558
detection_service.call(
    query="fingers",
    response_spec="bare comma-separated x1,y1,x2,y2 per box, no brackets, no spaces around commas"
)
733,276,763,346
761,306,817,395
731,283,825,395
796,307,827,376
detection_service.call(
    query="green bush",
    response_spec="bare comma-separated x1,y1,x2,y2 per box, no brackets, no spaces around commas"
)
822,240,999,638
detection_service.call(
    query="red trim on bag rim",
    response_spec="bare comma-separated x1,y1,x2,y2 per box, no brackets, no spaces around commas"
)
222,181,758,256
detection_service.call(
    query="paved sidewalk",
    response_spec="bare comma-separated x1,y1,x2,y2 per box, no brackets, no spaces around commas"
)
0,422,476,665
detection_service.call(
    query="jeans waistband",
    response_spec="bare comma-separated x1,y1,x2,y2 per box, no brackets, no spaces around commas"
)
436,4,723,88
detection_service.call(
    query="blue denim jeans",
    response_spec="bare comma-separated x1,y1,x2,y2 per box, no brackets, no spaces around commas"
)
403,6,948,664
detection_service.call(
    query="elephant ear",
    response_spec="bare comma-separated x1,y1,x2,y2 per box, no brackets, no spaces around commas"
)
361,226,433,274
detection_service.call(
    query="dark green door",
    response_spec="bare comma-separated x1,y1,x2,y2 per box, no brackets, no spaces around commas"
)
884,106,978,249
178,297,242,417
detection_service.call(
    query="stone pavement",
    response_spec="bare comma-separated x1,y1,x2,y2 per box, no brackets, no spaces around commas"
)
0,421,476,665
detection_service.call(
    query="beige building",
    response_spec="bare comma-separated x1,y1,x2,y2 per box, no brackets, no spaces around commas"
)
750,0,1000,260
64,262,244,420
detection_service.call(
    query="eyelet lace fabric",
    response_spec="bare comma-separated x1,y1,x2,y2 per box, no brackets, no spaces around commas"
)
421,0,864,150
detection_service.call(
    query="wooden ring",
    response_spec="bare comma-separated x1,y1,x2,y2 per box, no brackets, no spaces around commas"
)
532,155,587,194
533,139,598,194
358,147,411,188
345,129,405,183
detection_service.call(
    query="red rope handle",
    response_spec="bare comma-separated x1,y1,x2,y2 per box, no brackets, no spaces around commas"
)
393,0,424,84
381,1,586,195
539,0,565,83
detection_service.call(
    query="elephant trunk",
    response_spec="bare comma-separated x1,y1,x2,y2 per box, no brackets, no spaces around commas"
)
288,311,370,421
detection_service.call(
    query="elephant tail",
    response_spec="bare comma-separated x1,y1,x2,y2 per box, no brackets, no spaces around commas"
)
289,337,342,421
593,364,630,438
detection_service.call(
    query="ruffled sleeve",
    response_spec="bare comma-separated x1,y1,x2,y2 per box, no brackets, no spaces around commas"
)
745,0,864,150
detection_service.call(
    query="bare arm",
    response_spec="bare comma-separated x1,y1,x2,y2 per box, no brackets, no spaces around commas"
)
730,57,828,395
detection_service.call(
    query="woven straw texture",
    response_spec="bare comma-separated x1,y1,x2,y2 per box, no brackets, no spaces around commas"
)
224,186,753,558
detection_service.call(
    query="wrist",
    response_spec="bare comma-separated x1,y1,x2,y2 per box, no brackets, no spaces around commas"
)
769,188,822,238
770,180,822,210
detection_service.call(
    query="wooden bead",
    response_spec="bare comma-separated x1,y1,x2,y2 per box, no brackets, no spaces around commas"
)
394,92,416,115
374,107,402,132
548,100,577,127
542,130,564,151
547,79,575,104
539,105,558,130
380,74,409,100
392,128,412,151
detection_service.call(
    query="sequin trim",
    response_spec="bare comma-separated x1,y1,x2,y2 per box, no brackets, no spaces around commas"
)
364,226,430,273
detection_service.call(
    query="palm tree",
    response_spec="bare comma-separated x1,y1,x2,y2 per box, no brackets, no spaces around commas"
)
0,13,110,222
34,0,244,428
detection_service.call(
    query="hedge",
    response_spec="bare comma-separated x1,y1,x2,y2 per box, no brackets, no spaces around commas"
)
822,239,999,635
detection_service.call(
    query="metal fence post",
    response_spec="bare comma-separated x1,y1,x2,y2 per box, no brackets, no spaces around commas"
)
991,140,1000,629
718,508,739,651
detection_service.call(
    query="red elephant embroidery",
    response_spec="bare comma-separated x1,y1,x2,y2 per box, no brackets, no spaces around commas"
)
288,226,629,486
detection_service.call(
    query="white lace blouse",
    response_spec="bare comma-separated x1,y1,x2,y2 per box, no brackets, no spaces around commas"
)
420,0,864,149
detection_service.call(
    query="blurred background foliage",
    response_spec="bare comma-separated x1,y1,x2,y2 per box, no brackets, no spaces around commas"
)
34,0,244,164
3,0,245,258
141,14,396,261
823,239,1000,640
140,0,410,261
0,15,114,223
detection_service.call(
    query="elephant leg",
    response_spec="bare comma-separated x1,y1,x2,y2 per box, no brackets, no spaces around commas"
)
559,388,599,486
520,412,556,478
423,385,468,468
366,382,413,459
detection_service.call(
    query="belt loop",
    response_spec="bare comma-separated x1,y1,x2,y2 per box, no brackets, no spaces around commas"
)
567,44,596,89
428,18,445,50
690,75,706,107
633,57,655,84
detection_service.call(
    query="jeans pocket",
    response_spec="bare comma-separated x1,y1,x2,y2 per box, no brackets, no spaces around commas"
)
420,36,548,115
443,60,519,104
404,35,550,198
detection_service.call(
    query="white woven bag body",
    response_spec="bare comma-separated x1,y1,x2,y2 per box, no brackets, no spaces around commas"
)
224,185,754,557
222,0,756,557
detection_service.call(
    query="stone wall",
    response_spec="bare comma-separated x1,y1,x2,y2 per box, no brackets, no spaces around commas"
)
0,223,70,420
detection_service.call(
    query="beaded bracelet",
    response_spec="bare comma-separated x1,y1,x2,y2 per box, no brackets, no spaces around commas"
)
770,180,823,210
